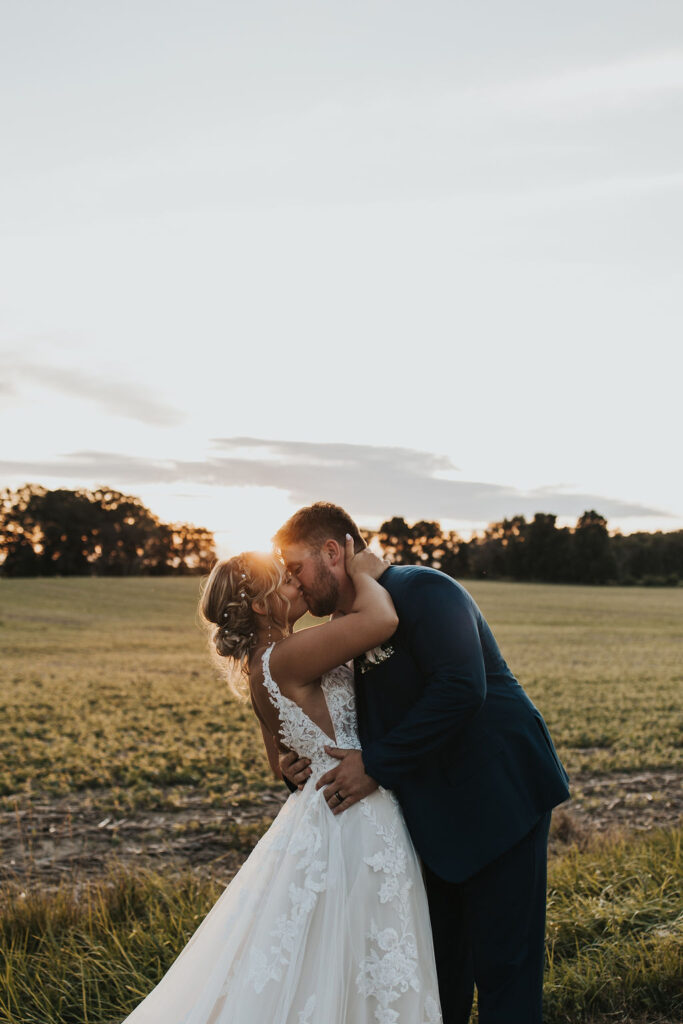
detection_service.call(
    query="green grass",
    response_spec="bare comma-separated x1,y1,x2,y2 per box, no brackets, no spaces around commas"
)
0,826,679,1024
544,825,682,1022
0,578,681,1023
472,581,683,775
0,578,280,813
0,578,681,814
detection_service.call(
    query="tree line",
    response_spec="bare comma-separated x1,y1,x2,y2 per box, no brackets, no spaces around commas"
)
0,485,216,576
1,485,680,584
365,512,682,586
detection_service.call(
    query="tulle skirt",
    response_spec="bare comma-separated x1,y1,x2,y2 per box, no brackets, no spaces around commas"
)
122,779,442,1024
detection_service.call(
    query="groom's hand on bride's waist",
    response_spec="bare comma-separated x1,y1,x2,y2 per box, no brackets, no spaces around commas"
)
317,747,379,815
279,751,312,789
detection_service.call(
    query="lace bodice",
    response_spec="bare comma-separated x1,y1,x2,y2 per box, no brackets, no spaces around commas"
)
261,643,361,777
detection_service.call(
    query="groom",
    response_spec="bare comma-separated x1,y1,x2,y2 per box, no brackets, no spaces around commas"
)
273,502,570,1024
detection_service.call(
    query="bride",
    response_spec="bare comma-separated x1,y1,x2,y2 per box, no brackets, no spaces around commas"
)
121,536,442,1024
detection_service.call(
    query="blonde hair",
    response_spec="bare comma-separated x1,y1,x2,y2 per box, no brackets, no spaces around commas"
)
198,551,289,699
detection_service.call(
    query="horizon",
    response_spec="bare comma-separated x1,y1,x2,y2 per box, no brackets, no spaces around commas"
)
1,478,677,563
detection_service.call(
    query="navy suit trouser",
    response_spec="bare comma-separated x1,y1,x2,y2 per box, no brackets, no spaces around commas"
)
423,812,552,1024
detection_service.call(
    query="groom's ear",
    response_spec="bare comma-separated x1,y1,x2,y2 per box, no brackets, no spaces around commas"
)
321,538,344,566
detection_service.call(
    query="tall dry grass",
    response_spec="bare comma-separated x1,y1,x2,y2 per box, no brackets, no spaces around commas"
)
0,826,680,1024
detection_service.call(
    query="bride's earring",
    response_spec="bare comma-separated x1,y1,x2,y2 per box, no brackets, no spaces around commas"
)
267,621,273,645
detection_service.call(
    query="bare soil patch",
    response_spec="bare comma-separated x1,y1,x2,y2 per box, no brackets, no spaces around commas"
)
1,787,288,890
1,770,680,891
550,768,682,846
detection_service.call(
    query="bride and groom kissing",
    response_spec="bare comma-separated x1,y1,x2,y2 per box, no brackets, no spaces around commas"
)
122,501,570,1024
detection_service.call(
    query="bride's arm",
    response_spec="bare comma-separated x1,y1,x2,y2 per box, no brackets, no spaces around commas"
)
271,538,397,687
258,720,284,780
251,697,286,779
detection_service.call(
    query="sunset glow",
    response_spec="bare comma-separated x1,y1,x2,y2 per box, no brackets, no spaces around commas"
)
210,487,299,559
0,4,681,538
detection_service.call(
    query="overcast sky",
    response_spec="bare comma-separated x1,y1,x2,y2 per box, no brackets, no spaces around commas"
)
1,1,681,554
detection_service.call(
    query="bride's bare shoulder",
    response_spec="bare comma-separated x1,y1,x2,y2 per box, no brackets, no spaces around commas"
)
269,624,326,689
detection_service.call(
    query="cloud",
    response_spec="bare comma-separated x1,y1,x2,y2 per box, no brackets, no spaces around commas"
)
463,52,683,120
0,437,669,525
4,358,184,427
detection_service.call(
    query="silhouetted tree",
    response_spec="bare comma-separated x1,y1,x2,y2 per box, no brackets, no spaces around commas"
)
2,486,680,584
572,510,618,584
525,513,574,582
467,516,527,578
166,523,218,575
0,485,216,576
370,510,679,585
409,521,464,569
378,517,420,564
376,517,465,571
611,529,683,584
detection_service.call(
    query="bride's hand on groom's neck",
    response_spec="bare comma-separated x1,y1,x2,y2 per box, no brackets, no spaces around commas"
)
345,537,389,582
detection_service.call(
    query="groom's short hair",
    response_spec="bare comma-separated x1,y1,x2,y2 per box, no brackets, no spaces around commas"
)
273,502,364,554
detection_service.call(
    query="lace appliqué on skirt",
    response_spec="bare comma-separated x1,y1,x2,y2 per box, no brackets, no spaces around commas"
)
356,792,426,1023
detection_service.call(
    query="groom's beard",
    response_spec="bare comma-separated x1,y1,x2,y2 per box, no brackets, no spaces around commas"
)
303,557,340,617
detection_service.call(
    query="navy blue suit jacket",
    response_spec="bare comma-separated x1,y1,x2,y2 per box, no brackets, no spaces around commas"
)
356,566,570,883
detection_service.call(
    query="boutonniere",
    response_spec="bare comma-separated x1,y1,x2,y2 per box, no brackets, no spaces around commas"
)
357,641,396,675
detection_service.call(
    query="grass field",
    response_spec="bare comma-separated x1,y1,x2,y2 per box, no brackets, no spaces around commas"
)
1,577,681,814
0,577,681,1023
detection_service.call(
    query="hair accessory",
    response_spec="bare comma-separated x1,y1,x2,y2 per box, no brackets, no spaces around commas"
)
240,591,246,598
222,609,229,620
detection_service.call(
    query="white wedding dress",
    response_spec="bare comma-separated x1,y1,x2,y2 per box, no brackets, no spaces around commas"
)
122,644,442,1024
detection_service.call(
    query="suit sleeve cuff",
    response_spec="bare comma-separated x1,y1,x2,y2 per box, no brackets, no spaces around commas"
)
362,744,395,789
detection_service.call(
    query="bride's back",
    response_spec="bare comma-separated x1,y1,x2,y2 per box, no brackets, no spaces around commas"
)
249,653,337,744
249,645,360,776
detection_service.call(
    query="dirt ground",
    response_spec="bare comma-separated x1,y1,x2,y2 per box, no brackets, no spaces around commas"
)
1,769,680,891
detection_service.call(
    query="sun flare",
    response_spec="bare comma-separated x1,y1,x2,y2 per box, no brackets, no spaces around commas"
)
210,486,297,559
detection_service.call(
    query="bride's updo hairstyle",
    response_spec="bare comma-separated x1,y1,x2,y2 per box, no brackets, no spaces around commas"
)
199,551,289,698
